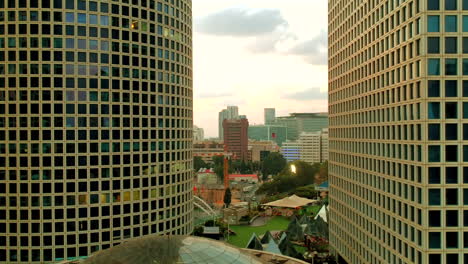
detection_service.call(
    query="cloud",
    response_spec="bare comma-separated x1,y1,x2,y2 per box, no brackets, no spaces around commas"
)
288,30,327,65
282,88,327,101
196,8,288,37
246,30,296,53
196,92,233,98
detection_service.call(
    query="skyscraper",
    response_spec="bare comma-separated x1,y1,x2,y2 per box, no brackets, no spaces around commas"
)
273,113,328,140
218,106,239,140
0,0,193,262
329,0,465,263
223,118,249,161
193,125,204,142
264,108,276,124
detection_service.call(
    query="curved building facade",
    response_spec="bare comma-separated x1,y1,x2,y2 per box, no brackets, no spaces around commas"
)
0,0,193,262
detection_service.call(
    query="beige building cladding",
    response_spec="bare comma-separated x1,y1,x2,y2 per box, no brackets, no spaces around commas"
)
329,0,468,263
0,0,193,263
298,129,328,164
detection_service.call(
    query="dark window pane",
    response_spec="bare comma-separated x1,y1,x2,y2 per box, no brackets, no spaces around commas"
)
446,167,458,183
446,0,457,10
428,37,440,53
429,232,441,248
428,0,440,10
445,80,457,97
446,102,458,118
429,189,441,205
446,210,458,226
429,167,441,183
446,124,457,140
428,80,440,97
446,188,458,205
429,124,441,140
445,37,457,53
429,210,441,226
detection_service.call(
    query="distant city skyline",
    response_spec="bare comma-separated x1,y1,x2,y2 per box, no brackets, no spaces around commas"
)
193,0,328,137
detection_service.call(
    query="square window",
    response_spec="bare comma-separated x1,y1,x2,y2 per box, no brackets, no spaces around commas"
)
446,188,459,205
429,254,441,264
429,167,441,183
429,80,441,97
464,16,468,31
446,124,458,140
445,15,457,32
446,102,458,118
446,0,457,10
446,145,458,162
464,145,468,162
428,0,440,10
429,145,441,162
445,80,457,97
446,232,458,248
429,124,440,140
429,210,441,226
463,103,468,118
445,58,457,75
463,38,468,53
428,37,440,53
446,210,458,226
446,167,458,183
445,37,457,53
464,189,468,205
429,232,441,248
428,59,440,75
428,102,440,119
428,16,440,32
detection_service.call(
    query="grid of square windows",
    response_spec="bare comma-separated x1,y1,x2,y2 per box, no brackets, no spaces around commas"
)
329,0,468,263
0,0,194,262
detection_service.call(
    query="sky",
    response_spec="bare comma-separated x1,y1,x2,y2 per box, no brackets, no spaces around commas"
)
192,0,328,137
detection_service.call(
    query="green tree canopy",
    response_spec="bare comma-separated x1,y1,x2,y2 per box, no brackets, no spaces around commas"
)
261,152,287,180
194,156,207,171
223,188,232,208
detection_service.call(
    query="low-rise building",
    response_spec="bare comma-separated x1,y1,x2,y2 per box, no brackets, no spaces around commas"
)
193,140,224,163
248,140,279,162
229,174,259,183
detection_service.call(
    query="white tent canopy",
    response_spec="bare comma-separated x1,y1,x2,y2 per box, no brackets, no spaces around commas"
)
262,195,317,208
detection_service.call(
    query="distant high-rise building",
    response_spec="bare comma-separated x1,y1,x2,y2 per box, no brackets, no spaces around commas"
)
223,118,249,161
280,129,328,164
218,106,239,140
248,125,288,146
0,1,194,262
273,113,328,140
264,108,276,124
298,129,328,164
193,126,205,142
280,141,301,162
328,1,455,263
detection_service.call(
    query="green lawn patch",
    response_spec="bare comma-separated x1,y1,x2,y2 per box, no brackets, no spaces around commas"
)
304,205,322,216
227,216,290,248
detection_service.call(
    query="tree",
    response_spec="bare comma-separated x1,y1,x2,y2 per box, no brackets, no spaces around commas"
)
314,161,328,185
223,188,232,208
291,161,316,186
261,152,287,180
194,156,207,171
293,185,318,199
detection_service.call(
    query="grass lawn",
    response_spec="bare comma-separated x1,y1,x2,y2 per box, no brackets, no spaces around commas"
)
304,205,322,216
227,216,290,248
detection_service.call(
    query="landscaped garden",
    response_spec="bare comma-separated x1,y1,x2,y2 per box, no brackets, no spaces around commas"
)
226,216,290,247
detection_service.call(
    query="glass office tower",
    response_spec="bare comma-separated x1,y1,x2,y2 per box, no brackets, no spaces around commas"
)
0,0,193,262
329,0,468,263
